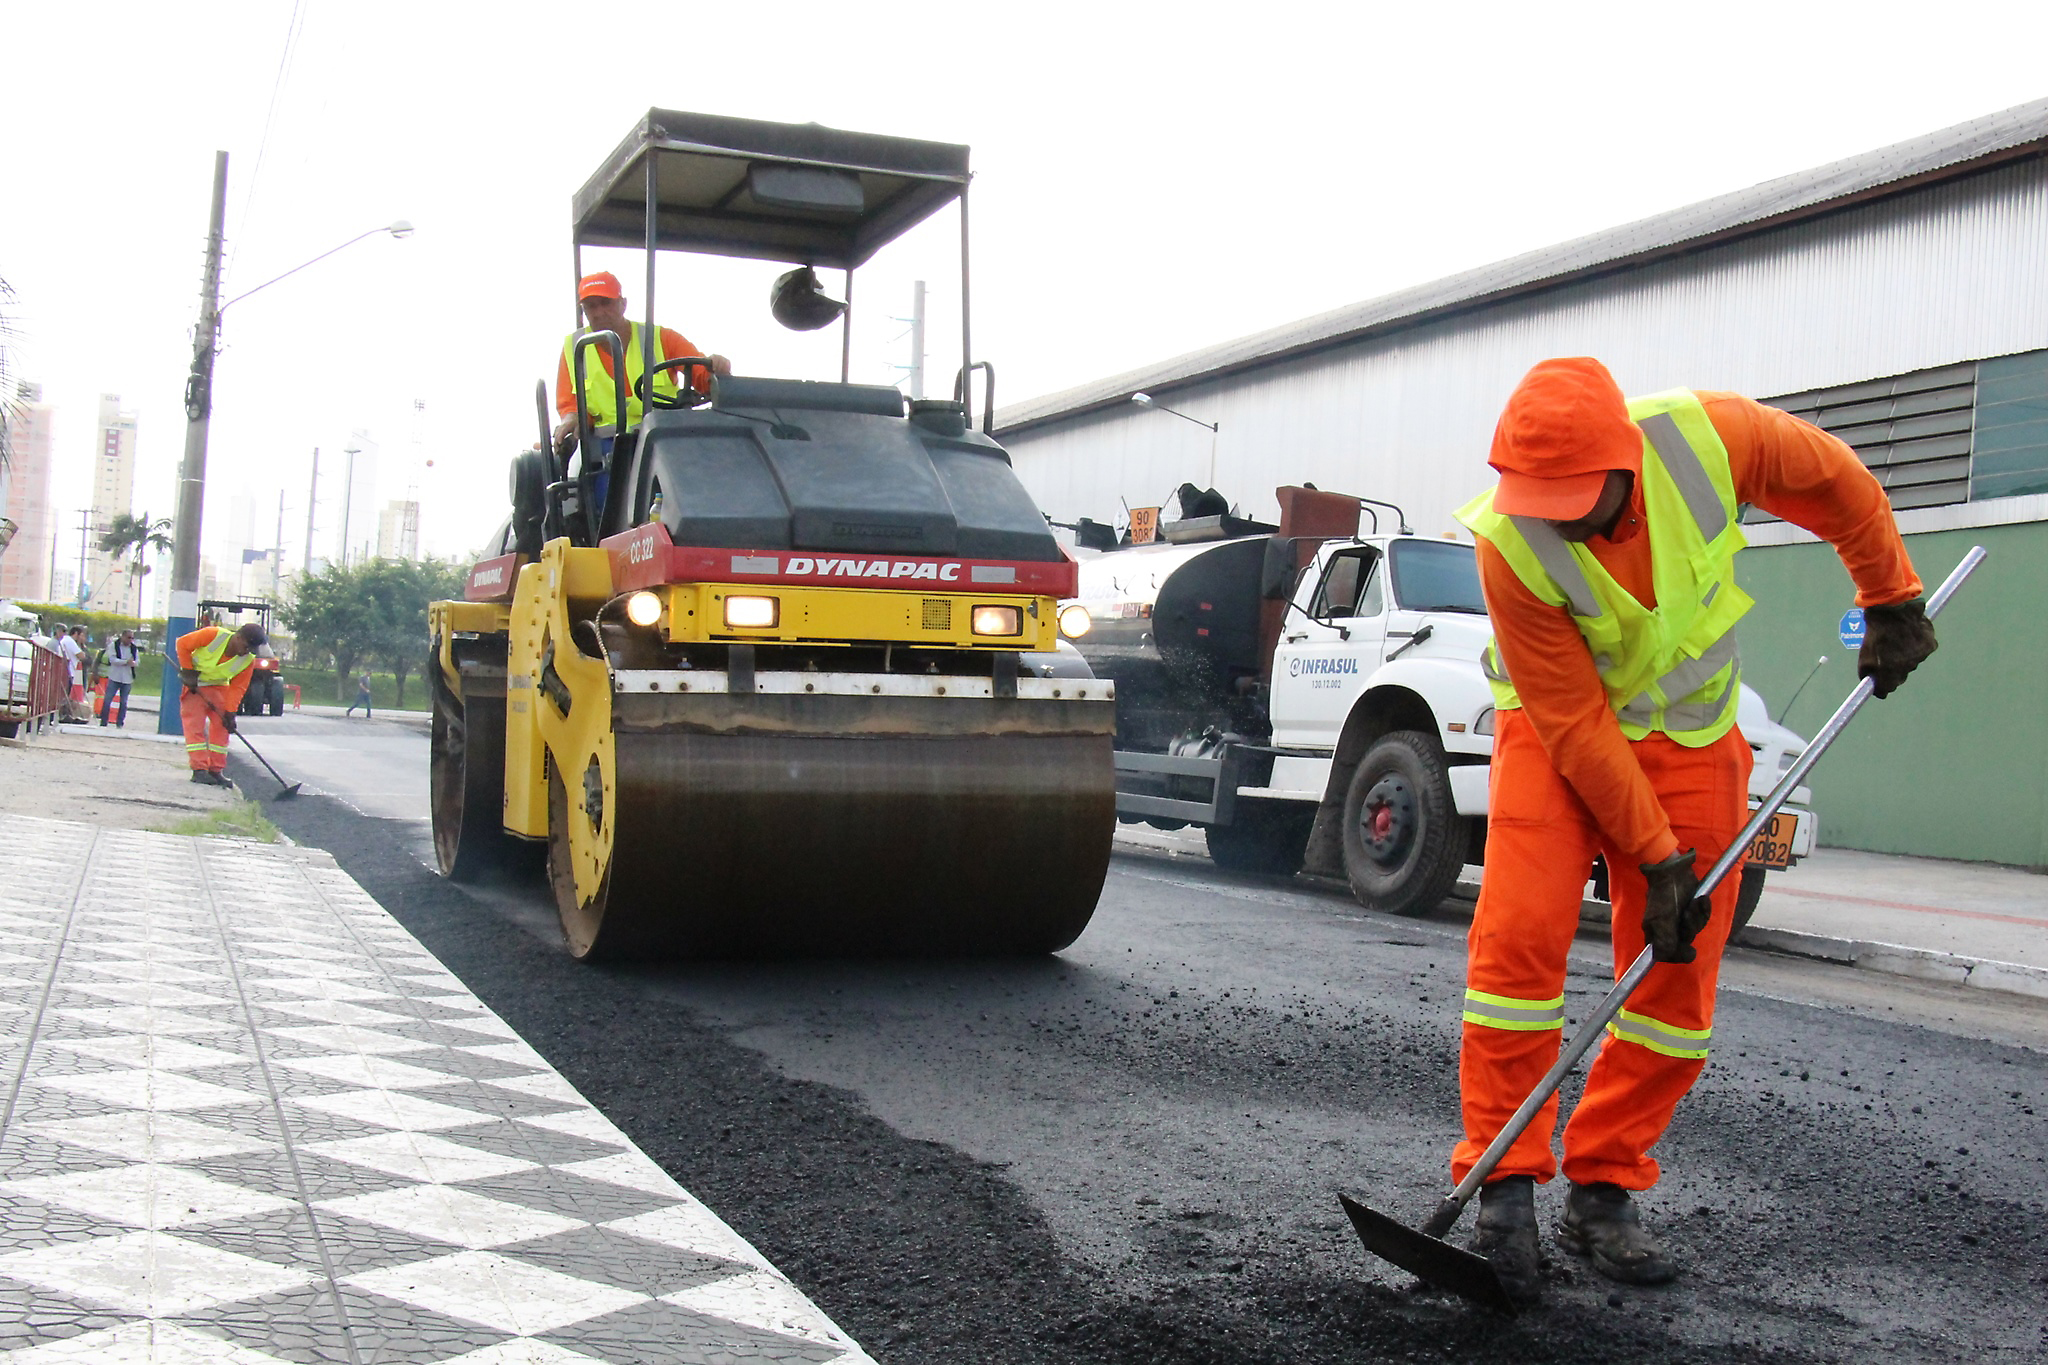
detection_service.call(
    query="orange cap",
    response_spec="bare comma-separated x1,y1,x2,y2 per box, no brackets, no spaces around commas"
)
577,271,623,301
1488,357,1641,520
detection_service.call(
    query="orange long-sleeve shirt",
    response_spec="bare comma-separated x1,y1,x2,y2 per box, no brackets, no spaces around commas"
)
554,322,709,416
1477,391,1922,866
175,626,255,708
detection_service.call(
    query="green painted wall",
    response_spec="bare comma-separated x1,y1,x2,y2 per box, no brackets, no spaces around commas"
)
1735,523,2048,868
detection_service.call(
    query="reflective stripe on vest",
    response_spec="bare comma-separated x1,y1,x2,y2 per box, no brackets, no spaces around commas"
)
1462,988,1566,1032
561,322,680,432
191,629,254,687
1605,1007,1711,1060
1456,388,1753,747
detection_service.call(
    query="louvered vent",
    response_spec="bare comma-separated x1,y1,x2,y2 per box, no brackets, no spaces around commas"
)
1750,361,1975,519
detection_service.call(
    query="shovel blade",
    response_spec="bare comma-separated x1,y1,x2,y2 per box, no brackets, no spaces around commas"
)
1339,1193,1518,1315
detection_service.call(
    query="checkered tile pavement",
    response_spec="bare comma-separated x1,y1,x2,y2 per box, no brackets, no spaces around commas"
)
0,817,874,1363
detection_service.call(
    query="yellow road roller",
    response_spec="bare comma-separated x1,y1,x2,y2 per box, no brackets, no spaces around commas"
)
427,111,1115,958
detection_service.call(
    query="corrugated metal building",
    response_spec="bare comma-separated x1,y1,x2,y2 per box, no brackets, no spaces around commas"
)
994,98,2048,867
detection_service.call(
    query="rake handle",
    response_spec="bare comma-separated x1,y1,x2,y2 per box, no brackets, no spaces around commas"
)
1435,544,1986,1230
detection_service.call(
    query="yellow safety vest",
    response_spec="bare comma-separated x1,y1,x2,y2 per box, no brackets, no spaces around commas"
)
561,322,683,432
191,628,255,687
1455,388,1753,747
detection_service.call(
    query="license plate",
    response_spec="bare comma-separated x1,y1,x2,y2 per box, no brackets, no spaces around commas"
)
1745,811,1797,870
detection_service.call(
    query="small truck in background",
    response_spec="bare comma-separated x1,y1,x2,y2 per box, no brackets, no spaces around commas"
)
1056,486,1815,928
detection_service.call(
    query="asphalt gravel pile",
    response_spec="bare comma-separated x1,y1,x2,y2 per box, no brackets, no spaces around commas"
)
246,765,2044,1364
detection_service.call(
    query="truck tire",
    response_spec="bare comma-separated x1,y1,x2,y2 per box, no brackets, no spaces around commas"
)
1204,805,1311,877
269,677,285,716
1731,864,1767,936
1341,730,1467,918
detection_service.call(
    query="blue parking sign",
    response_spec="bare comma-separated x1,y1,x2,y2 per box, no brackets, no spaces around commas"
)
1839,607,1866,650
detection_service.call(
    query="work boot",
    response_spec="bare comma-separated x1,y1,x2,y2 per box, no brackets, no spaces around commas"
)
190,770,211,784
1556,1181,1677,1285
1468,1175,1543,1306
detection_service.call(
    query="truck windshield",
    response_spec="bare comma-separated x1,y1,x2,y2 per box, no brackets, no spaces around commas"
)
1388,539,1486,614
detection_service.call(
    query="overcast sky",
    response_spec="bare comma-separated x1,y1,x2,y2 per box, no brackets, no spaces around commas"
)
5,0,2046,571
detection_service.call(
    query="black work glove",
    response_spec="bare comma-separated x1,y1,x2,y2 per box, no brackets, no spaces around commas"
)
1639,848,1710,964
221,710,237,734
1859,599,1937,700
180,668,201,692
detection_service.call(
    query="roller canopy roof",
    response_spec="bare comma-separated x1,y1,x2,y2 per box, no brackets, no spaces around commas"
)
572,110,971,269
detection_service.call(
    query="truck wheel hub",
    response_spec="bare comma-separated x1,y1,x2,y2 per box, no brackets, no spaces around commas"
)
1360,774,1415,866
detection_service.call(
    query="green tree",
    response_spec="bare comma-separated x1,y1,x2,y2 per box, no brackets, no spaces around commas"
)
356,557,467,709
280,561,380,701
96,512,175,617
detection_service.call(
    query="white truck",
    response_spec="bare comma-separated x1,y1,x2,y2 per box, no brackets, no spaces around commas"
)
1058,486,1814,928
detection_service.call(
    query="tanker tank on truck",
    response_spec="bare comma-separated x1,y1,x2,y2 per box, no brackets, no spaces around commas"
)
1057,485,1815,927
428,111,1116,960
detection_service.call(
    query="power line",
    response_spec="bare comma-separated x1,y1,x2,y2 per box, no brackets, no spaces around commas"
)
226,0,310,284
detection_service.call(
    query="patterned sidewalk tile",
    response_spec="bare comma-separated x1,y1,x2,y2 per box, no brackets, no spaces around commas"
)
0,818,872,1364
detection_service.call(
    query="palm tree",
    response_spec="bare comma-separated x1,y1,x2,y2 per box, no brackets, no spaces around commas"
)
98,512,174,617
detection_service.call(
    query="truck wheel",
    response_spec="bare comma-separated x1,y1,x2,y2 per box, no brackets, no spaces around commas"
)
1341,730,1467,918
269,678,284,716
1205,805,1311,877
1731,865,1767,936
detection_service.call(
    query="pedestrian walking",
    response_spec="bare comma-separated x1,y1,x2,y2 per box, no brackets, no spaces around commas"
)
176,622,273,785
1448,357,1935,1304
347,672,374,718
100,630,140,727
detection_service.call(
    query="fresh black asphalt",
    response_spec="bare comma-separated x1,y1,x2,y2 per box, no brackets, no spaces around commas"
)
239,761,2048,1365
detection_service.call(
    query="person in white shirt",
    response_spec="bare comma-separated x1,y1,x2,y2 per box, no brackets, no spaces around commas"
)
51,625,87,724
100,630,140,728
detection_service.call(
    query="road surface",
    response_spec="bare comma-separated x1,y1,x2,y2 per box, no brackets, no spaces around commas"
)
229,710,2048,1364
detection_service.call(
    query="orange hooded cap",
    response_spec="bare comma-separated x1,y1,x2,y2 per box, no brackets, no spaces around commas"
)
1489,357,1643,520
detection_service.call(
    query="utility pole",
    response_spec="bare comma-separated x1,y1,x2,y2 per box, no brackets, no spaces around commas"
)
272,488,285,600
340,444,360,567
160,149,229,735
303,447,319,573
73,509,91,600
909,280,926,400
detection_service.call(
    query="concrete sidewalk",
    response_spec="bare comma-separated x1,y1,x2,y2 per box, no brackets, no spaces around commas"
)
0,816,873,1364
1112,826,2048,1003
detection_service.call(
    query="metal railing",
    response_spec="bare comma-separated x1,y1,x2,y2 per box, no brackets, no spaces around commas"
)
0,636,69,739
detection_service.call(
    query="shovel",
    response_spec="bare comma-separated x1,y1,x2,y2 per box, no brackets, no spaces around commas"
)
1341,544,1987,1312
195,691,303,800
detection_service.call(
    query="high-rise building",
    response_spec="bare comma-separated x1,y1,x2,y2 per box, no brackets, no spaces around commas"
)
376,499,420,561
0,382,56,602
82,394,137,612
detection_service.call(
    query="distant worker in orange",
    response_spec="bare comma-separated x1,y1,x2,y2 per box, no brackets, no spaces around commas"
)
1450,357,1936,1303
176,621,272,787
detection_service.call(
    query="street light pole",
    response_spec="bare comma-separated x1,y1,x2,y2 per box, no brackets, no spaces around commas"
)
159,150,229,734
1130,391,1222,489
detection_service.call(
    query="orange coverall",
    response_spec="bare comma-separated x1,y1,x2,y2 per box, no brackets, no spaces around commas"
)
175,627,254,775
1457,392,1921,1191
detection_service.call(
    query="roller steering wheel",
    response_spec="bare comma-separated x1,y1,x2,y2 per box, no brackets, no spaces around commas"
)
637,356,717,410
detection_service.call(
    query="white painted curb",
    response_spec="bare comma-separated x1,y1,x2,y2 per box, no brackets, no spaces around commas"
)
1733,925,2048,1002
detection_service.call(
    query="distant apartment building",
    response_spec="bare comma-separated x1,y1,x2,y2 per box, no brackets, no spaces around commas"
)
0,382,56,602
376,499,420,561
82,394,138,612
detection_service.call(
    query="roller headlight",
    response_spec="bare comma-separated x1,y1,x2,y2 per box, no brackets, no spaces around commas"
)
723,595,779,629
1058,604,1092,638
624,591,663,627
971,604,1022,637
1474,707,1497,736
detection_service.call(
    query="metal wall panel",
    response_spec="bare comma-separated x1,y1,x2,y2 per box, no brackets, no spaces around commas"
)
1007,159,2048,539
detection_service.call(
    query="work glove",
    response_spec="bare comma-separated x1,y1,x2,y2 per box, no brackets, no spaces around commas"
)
221,710,237,734
1639,847,1710,965
1859,599,1937,699
179,668,201,692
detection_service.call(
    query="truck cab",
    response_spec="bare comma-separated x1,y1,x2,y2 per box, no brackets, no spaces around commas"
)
1063,491,1817,925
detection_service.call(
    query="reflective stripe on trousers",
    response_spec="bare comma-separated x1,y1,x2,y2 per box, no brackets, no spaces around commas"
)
1607,1008,1711,1060
1462,989,1565,1032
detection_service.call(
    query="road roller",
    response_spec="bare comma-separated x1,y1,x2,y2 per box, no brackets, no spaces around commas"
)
427,111,1115,959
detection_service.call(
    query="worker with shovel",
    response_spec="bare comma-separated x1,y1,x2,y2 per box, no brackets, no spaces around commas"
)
175,622,272,787
1448,357,1935,1303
